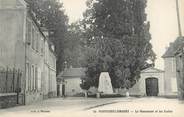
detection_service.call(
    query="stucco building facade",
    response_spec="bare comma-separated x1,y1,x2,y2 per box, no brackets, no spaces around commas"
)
161,38,183,97
175,37,184,100
0,0,57,106
117,67,164,97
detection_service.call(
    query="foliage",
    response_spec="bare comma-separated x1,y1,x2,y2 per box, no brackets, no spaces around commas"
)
80,76,91,90
63,22,87,68
25,0,68,74
81,0,156,88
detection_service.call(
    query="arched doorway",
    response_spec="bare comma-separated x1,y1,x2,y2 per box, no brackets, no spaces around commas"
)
145,78,159,96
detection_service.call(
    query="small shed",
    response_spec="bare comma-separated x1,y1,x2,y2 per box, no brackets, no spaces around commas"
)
57,68,86,97
127,67,165,96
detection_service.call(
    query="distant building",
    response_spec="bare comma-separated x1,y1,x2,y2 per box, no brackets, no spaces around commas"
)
125,67,165,97
0,0,57,107
162,37,184,97
175,37,184,100
57,68,85,97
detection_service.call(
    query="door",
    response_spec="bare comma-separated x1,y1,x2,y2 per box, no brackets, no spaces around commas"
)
57,85,60,97
62,84,65,97
146,78,159,96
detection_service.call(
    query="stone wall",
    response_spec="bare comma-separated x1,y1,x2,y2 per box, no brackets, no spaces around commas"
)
0,93,23,109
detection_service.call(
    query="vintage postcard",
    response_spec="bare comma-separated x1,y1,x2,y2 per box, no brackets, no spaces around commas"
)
0,0,184,117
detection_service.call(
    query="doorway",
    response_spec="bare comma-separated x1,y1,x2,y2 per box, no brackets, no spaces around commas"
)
146,78,159,96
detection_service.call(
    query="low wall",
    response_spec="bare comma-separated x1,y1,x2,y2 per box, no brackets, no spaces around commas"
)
0,93,19,109
25,91,43,105
48,91,57,98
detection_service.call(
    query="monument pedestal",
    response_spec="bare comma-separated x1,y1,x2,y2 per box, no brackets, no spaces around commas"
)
96,93,100,98
98,72,114,95
84,91,88,98
126,91,130,97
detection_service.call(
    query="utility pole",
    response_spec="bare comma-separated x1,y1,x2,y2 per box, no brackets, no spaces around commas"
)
176,0,182,37
175,0,184,100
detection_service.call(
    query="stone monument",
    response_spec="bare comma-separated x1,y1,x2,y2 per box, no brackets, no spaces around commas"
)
97,55,114,96
98,72,113,94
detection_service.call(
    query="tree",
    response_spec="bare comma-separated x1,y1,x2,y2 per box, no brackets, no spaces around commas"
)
82,0,156,89
62,22,87,68
25,0,68,74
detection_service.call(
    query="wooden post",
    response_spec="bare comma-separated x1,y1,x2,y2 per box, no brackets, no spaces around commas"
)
5,67,8,93
84,91,88,98
12,68,15,92
96,92,100,98
17,69,20,104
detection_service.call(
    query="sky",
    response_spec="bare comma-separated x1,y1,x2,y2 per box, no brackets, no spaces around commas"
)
61,0,184,70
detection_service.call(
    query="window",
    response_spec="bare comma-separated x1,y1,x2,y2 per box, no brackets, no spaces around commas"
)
0,48,3,57
26,21,32,45
28,64,31,91
32,27,35,49
41,38,44,54
36,33,39,52
37,68,41,91
35,66,38,90
38,34,41,53
31,65,34,90
26,63,29,91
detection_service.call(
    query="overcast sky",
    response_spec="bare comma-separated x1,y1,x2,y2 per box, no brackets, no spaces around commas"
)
61,0,184,70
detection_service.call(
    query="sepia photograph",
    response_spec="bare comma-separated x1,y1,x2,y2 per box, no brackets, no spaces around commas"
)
0,0,184,117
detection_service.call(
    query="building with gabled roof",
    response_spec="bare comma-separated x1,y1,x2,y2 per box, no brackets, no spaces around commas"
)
162,37,184,97
123,67,165,97
175,37,184,100
0,0,57,108
57,67,86,96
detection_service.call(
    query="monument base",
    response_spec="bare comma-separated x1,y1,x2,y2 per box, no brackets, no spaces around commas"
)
98,72,114,94
98,93,122,98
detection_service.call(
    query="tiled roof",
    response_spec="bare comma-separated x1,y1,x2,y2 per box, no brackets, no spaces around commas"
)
57,68,86,79
162,37,184,58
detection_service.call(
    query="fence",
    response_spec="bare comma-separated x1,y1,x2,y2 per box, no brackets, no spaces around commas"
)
0,67,22,93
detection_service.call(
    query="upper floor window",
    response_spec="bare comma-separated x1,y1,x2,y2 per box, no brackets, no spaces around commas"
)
26,21,32,45
36,33,39,52
0,48,4,57
31,27,35,50
26,19,45,54
41,38,44,54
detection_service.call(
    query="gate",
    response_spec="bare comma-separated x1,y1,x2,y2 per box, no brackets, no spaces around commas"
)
146,78,159,96
0,67,22,104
